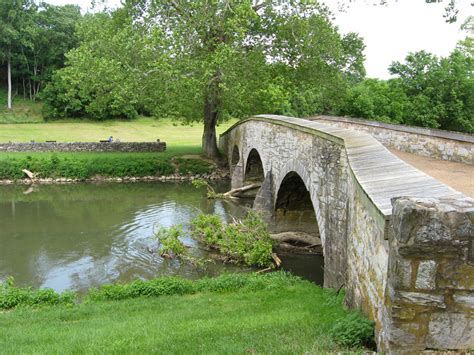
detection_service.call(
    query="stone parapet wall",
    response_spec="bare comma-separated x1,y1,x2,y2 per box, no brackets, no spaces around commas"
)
0,141,166,153
309,115,473,164
385,197,474,351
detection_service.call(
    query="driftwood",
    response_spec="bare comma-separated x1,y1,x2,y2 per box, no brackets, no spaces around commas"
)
271,253,282,267
270,231,321,247
22,169,37,182
222,183,261,199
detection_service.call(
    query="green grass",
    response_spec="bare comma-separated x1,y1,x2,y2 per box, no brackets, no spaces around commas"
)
0,273,373,353
0,89,44,123
0,116,236,147
0,152,217,180
0,100,237,178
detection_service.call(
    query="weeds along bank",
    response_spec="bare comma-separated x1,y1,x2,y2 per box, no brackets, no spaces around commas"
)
0,152,228,183
0,272,375,353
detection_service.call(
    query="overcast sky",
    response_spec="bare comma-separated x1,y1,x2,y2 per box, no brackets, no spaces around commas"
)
44,0,472,79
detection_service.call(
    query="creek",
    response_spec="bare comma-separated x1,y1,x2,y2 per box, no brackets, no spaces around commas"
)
0,181,323,293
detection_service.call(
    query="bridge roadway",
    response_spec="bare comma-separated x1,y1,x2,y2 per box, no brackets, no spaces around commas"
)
220,115,474,352
389,148,474,197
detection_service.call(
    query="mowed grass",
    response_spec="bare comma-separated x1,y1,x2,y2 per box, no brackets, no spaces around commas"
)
0,116,236,148
0,279,368,353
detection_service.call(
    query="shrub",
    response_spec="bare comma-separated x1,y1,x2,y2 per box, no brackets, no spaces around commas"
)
175,158,213,175
191,214,224,247
86,271,302,302
155,225,187,258
0,155,180,180
0,277,75,310
330,312,375,348
191,211,275,268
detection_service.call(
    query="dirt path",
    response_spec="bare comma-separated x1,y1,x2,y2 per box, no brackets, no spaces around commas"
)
389,149,474,197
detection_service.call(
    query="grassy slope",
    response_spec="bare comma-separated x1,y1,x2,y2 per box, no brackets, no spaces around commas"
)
0,89,43,123
0,89,236,152
0,116,236,147
0,280,365,353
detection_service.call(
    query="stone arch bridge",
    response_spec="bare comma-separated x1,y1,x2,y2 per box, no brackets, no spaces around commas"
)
219,115,474,352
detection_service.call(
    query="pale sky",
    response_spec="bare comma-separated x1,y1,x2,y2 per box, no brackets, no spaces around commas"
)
44,0,473,79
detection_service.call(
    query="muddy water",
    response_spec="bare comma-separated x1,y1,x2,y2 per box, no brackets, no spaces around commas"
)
0,182,324,292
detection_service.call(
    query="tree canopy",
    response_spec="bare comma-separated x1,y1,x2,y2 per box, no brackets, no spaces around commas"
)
42,0,365,157
0,1,81,107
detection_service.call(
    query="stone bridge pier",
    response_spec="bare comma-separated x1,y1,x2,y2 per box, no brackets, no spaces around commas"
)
220,115,474,352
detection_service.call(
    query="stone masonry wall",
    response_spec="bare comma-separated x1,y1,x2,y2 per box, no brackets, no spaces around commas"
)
311,116,473,164
221,115,474,352
222,120,353,289
345,168,390,345
383,197,474,352
0,141,166,153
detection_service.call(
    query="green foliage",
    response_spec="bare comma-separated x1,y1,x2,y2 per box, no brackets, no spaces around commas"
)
41,1,366,156
330,312,375,348
341,49,473,133
154,225,187,258
191,214,224,246
0,1,81,104
174,158,213,175
191,178,222,199
0,276,75,310
0,154,178,180
191,211,274,268
87,271,301,303
87,277,195,302
342,79,410,123
1,272,302,309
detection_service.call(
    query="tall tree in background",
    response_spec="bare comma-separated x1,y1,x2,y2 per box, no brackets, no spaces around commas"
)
0,0,35,109
0,1,80,108
122,0,364,158
21,3,81,100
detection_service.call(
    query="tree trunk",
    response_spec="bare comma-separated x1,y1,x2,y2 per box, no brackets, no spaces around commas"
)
7,55,12,109
202,91,220,159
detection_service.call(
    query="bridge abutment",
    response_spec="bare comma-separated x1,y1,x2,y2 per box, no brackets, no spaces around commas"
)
381,197,474,351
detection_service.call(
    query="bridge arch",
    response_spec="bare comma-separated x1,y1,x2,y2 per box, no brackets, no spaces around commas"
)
243,148,265,184
273,160,325,244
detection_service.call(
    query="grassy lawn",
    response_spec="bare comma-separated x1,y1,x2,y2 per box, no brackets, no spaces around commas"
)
0,273,372,353
0,116,236,148
0,104,237,178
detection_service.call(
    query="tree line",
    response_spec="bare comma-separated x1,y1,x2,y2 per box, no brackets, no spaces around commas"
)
0,0,81,107
1,1,472,157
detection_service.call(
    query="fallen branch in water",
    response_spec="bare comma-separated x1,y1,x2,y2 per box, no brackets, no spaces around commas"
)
270,231,321,246
222,183,261,199
272,253,282,267
22,169,37,182
192,178,261,200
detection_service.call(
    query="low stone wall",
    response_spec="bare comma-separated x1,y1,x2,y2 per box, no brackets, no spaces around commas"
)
309,115,473,164
0,141,166,153
384,197,474,352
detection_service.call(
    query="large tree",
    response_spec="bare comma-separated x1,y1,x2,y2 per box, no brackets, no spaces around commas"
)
42,1,364,158
122,0,364,158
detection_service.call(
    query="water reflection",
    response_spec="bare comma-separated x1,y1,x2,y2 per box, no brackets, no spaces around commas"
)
0,181,323,293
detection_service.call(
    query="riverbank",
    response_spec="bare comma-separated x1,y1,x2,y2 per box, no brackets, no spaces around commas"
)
0,272,373,353
0,151,229,183
0,117,237,183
